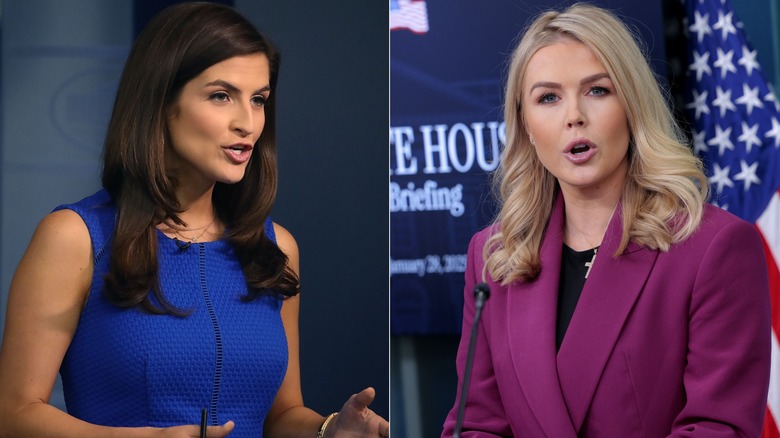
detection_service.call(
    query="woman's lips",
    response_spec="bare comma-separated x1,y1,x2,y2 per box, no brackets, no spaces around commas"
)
563,139,597,164
223,144,253,164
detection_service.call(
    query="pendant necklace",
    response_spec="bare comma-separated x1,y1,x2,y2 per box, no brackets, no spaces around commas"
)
584,248,597,279
568,206,616,279
171,219,214,251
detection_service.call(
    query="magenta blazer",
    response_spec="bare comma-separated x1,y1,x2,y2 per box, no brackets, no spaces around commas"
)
443,196,771,437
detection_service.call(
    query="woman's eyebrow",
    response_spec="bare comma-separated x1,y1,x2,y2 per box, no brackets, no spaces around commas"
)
528,72,611,93
204,79,271,95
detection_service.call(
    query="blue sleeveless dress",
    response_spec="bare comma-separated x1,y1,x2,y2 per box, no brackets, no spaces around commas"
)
57,190,287,437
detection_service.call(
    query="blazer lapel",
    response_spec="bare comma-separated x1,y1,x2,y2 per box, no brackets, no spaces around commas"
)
506,195,577,436
555,208,659,431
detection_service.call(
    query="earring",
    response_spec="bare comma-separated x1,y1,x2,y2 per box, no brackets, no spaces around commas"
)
530,137,536,146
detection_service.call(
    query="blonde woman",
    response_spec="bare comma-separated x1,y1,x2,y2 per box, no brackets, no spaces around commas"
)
442,3,770,436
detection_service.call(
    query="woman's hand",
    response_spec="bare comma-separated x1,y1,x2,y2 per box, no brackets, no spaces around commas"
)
325,388,389,438
155,421,234,437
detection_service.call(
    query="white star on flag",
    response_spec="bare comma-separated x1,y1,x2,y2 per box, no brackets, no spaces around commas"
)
766,117,780,148
712,10,737,40
707,125,734,156
738,46,760,76
708,163,734,193
688,10,712,43
712,86,736,117
733,160,760,191
737,122,761,153
735,84,764,115
713,48,737,78
689,51,712,81
687,89,710,120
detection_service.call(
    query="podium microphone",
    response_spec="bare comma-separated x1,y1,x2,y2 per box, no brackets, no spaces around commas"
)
454,283,491,438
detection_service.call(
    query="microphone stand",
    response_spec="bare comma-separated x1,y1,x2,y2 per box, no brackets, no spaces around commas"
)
453,283,491,438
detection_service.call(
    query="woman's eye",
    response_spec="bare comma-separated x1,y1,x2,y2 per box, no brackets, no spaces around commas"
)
251,95,267,107
210,91,230,102
589,86,609,96
538,93,558,104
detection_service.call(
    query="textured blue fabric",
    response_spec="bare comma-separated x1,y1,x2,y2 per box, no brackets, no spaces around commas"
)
57,190,287,437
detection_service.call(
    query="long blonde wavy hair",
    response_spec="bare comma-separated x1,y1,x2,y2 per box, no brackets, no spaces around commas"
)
484,3,708,285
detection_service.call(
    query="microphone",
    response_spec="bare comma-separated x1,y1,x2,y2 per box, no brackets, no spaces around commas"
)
454,283,491,438
174,238,191,252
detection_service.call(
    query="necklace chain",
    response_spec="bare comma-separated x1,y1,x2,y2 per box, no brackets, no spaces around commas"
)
570,222,600,280
569,221,602,250
567,203,617,249
567,204,617,279
171,219,214,243
179,221,212,231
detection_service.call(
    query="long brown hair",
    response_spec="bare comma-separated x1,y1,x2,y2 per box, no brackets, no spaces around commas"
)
102,2,299,313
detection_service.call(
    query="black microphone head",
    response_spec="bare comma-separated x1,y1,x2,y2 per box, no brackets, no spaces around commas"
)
473,283,491,300
174,238,191,252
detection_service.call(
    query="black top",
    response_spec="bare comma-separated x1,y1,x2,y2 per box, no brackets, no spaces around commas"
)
556,244,597,351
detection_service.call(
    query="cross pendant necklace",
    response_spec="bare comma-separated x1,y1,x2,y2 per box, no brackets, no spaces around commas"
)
584,247,597,279
569,225,601,279
568,203,616,280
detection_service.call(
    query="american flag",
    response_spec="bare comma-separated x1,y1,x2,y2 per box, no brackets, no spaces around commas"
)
390,0,429,34
684,0,780,435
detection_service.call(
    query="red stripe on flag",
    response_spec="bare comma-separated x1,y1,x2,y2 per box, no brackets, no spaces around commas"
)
757,224,780,435
763,407,780,438
758,225,780,335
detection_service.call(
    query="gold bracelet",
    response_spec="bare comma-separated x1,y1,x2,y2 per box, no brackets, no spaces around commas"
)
316,412,338,438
